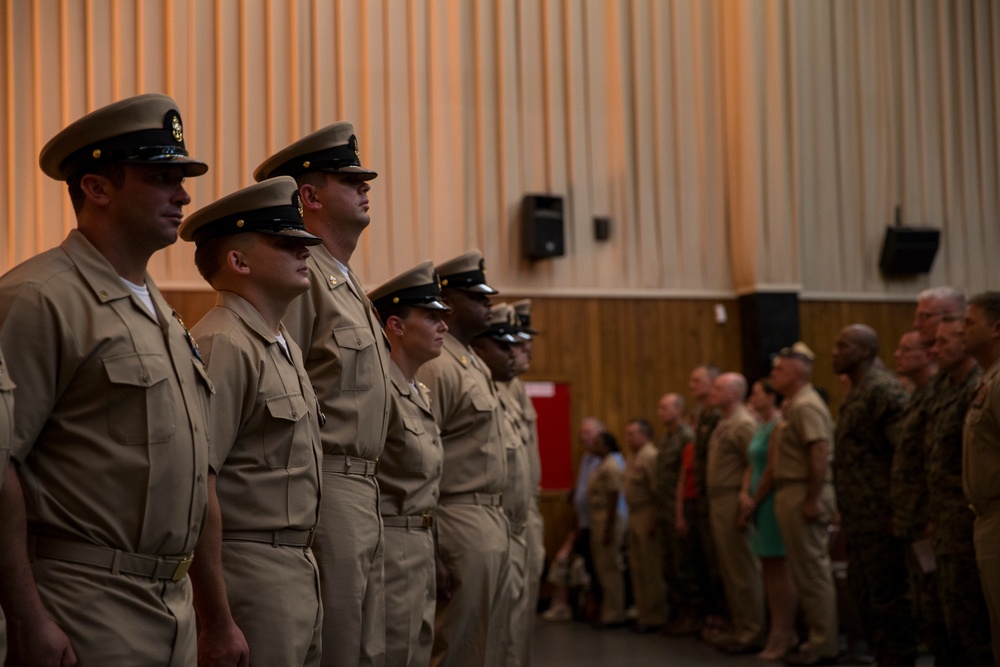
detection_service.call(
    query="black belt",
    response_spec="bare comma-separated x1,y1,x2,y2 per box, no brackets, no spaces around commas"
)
382,512,434,530
29,535,193,582
439,492,503,507
325,454,378,476
222,528,316,548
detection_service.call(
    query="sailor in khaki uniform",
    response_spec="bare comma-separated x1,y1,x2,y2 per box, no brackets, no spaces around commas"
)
508,299,545,666
255,123,391,667
415,250,510,667
181,177,325,666
368,262,449,667
472,304,530,667
0,349,13,665
769,343,839,665
0,94,212,666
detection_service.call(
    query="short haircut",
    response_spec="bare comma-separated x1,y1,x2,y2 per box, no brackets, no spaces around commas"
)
67,162,126,213
918,286,967,317
627,418,654,439
970,292,1000,324
193,236,229,283
696,363,721,380
582,416,606,432
377,303,414,324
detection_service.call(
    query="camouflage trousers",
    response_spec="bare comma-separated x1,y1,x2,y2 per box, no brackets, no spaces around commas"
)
903,545,952,665
937,547,994,667
657,514,701,620
845,531,917,667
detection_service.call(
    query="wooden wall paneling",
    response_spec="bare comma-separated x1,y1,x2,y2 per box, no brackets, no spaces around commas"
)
799,299,914,415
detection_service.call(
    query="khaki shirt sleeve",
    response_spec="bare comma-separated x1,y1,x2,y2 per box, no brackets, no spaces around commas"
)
791,402,830,446
0,283,63,461
196,330,253,472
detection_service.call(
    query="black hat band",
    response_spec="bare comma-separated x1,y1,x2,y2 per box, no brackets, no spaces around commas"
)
440,268,488,289
192,204,305,244
270,139,362,178
60,114,189,179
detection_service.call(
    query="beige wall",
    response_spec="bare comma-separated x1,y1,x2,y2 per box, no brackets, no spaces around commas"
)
1,0,997,299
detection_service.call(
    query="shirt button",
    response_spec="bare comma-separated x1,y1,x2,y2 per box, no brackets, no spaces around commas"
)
197,474,203,482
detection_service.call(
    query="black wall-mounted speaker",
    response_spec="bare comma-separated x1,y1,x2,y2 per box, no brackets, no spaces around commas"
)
878,226,940,275
522,194,565,260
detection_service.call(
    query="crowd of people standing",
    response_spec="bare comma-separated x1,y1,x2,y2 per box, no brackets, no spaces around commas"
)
545,287,1000,667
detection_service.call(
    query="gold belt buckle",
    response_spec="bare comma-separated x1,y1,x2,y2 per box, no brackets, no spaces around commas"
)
421,510,433,529
306,527,317,549
172,555,194,582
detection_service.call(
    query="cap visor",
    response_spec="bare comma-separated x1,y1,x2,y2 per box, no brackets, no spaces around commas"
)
458,284,499,295
258,228,324,246
324,165,378,181
415,298,452,312
125,155,208,177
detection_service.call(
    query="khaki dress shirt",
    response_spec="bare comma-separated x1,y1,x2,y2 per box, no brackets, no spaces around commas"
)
192,291,322,532
378,362,443,518
0,229,211,555
283,243,390,459
416,333,506,495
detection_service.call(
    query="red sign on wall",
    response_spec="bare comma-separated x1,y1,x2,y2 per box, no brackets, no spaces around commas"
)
525,381,573,490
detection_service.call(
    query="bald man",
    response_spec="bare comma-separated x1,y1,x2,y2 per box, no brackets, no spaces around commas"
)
705,373,763,653
832,324,915,667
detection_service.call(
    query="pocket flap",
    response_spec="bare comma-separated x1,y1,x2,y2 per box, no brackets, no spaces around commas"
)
103,354,171,387
265,393,309,422
333,326,374,351
402,416,426,435
471,392,495,412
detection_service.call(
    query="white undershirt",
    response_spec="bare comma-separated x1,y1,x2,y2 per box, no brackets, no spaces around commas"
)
121,277,156,316
275,331,292,362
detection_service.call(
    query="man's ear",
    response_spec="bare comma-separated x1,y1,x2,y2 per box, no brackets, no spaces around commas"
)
299,183,323,211
226,249,251,276
78,173,114,207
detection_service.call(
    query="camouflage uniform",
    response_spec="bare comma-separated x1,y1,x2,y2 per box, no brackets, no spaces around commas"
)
927,366,993,666
834,365,916,667
890,379,950,662
655,423,698,620
692,408,726,620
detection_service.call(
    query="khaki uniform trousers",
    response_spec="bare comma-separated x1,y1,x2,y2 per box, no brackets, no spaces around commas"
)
222,541,322,666
775,482,838,658
973,508,1000,667
32,559,196,666
626,505,668,627
432,504,510,667
522,501,545,665
383,525,435,667
709,492,763,644
590,509,626,625
503,528,530,667
313,471,385,667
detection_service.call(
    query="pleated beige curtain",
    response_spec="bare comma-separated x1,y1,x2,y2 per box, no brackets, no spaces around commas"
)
1,0,997,298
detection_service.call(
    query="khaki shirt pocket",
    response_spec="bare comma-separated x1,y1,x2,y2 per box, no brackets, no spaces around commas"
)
263,393,311,468
103,353,177,445
400,416,430,472
470,392,496,413
333,326,375,391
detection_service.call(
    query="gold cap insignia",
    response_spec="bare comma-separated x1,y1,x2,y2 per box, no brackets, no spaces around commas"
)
236,220,244,228
170,113,183,143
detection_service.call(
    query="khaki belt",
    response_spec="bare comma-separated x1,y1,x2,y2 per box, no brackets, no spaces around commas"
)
382,512,434,530
222,528,316,548
439,492,503,507
29,535,193,582
969,498,1000,517
325,454,378,477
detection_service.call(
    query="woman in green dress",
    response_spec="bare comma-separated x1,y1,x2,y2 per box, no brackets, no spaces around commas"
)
742,379,798,660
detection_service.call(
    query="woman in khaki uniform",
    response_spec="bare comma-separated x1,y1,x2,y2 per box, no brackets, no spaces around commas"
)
368,261,449,667
587,431,627,626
